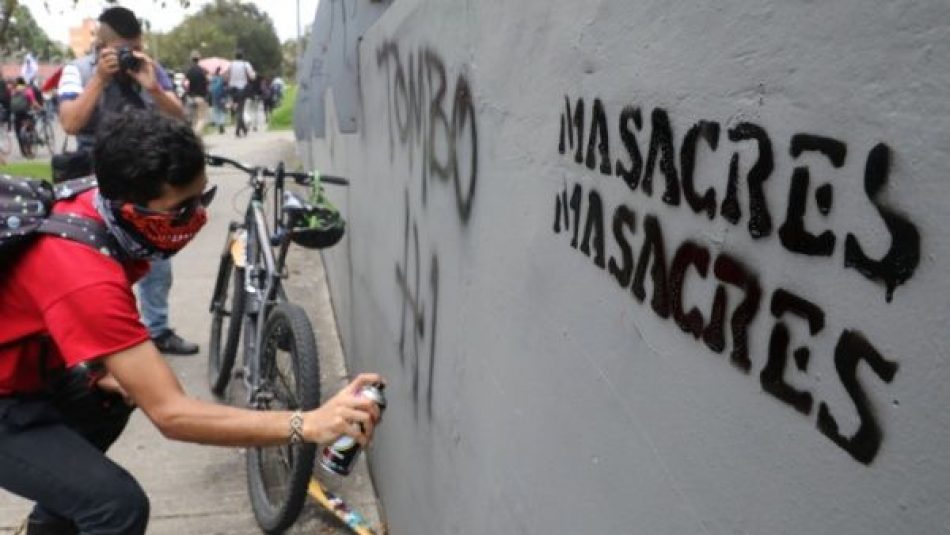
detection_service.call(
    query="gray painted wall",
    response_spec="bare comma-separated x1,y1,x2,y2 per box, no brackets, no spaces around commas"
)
296,1,950,533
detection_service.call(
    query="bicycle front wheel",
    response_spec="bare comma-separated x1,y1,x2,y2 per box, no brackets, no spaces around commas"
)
246,302,321,534
18,126,33,158
208,242,245,397
41,119,55,157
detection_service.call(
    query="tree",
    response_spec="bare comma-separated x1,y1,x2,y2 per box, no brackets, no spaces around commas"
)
155,0,281,77
281,24,311,81
0,1,192,52
1,4,69,61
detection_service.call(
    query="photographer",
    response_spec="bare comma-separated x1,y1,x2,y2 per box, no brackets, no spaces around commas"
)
57,7,198,356
58,9,183,143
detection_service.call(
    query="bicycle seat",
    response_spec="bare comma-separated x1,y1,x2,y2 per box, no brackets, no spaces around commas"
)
281,190,345,249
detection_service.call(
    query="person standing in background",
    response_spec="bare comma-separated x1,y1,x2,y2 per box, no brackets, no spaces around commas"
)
225,50,255,137
11,77,41,158
209,66,227,134
184,51,209,134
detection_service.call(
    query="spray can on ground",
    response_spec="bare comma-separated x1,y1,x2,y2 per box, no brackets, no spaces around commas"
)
320,384,386,476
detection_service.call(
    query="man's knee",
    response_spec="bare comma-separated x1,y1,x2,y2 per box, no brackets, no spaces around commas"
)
78,475,150,534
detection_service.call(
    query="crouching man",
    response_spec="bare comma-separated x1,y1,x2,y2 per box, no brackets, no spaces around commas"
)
0,109,383,535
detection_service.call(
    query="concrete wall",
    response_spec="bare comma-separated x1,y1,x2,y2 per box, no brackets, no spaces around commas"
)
296,1,950,533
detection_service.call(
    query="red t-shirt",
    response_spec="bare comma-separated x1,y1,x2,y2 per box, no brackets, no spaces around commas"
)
0,190,150,395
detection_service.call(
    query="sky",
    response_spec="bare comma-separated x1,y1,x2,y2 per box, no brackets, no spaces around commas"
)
21,0,321,45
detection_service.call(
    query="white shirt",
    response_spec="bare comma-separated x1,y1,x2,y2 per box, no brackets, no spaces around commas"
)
227,60,256,90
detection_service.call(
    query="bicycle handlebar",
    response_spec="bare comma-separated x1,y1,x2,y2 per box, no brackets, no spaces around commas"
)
205,154,349,186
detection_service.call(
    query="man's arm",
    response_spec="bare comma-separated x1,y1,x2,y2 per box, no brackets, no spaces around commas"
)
58,62,109,135
149,86,185,119
103,340,382,446
130,52,185,119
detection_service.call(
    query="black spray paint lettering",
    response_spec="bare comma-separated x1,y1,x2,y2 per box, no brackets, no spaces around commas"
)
680,121,720,219
556,95,921,302
615,106,644,192
669,241,710,339
586,99,612,175
553,179,899,464
843,144,921,303
631,215,671,319
722,123,774,238
377,40,483,423
580,190,607,268
760,289,825,416
395,190,440,420
817,330,898,464
778,134,847,256
709,254,761,372
377,41,479,222
608,205,637,287
641,108,681,206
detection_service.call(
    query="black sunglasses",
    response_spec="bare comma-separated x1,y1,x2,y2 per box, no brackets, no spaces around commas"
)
131,184,217,225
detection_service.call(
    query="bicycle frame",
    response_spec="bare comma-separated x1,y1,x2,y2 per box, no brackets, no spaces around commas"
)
207,154,348,405
206,154,353,532
235,167,295,407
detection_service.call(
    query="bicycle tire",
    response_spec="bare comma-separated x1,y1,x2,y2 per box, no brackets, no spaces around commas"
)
246,302,321,534
41,119,55,157
208,244,245,397
18,125,32,158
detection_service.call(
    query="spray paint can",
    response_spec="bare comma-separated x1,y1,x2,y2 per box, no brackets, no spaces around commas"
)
320,384,386,476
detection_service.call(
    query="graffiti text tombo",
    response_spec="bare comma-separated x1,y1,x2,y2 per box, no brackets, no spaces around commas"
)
377,41,478,222
554,95,919,464
378,42,481,420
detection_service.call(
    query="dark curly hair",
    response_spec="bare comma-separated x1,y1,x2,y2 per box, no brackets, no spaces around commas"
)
93,109,205,204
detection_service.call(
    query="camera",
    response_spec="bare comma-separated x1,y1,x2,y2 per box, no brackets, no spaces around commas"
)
117,46,142,72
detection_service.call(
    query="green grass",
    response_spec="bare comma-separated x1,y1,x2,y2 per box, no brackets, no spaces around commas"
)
0,160,51,181
268,84,297,131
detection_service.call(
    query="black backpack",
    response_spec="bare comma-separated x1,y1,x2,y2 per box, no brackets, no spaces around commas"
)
0,175,122,263
10,90,28,114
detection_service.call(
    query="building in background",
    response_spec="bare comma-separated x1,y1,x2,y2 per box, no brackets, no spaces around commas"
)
68,18,96,58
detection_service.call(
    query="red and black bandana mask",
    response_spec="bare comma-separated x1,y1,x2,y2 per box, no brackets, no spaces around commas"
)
114,185,215,256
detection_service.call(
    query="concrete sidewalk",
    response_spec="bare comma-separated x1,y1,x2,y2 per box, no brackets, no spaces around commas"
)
0,130,384,534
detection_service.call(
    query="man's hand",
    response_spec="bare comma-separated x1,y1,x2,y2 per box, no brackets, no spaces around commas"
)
95,47,120,83
302,373,385,445
129,51,160,94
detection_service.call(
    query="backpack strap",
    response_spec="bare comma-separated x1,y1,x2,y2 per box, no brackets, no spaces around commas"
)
40,177,123,259
37,213,123,260
52,176,98,200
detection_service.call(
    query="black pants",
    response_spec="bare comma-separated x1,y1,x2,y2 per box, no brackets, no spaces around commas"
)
0,370,146,534
14,112,32,157
234,91,248,137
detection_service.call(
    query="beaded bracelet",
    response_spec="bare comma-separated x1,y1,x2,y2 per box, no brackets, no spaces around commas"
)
289,410,304,444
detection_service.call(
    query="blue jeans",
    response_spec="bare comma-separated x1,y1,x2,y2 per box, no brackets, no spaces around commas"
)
137,258,172,338
211,102,227,126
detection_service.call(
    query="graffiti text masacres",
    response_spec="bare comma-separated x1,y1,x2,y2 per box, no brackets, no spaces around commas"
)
555,96,919,464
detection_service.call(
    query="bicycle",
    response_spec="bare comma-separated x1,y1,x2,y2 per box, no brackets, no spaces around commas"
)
16,109,55,159
205,154,348,534
31,108,56,157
